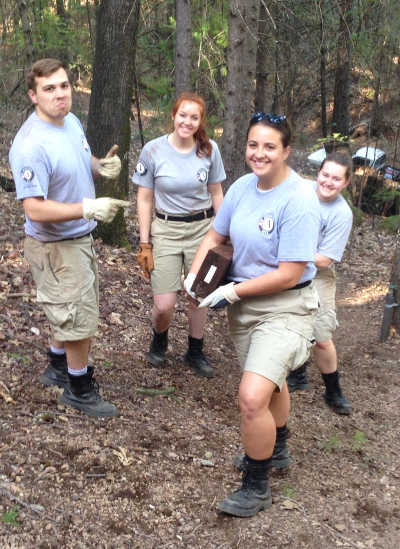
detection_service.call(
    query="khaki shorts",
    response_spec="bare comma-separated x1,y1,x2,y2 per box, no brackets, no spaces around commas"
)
227,283,319,390
313,266,338,342
150,216,212,294
24,235,99,341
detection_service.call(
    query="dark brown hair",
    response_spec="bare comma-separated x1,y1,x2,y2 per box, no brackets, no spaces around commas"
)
246,114,292,148
320,152,352,179
172,92,212,158
27,58,69,91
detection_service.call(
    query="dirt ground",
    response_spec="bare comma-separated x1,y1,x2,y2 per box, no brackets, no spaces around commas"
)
1,100,400,547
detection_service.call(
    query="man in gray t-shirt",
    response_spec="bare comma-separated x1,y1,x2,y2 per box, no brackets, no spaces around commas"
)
287,153,353,415
9,58,129,417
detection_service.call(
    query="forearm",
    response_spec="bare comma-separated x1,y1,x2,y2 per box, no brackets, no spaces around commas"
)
137,188,154,242
189,228,226,274
315,252,333,268
23,197,83,223
209,183,224,214
234,262,307,299
91,155,101,179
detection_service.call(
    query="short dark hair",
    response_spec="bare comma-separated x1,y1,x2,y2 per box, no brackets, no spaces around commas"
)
246,112,292,147
320,152,352,179
27,58,69,91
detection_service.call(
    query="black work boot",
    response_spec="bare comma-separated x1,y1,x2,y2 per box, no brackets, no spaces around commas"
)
286,361,311,393
147,329,168,367
60,367,118,417
322,371,352,415
233,425,291,471
184,336,214,378
219,456,272,517
38,351,69,388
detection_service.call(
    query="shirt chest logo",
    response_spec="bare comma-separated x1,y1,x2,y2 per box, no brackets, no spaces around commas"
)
197,168,208,183
258,215,274,234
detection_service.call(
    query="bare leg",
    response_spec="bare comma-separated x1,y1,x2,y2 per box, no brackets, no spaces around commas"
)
152,292,176,332
239,372,278,459
269,381,290,428
187,299,207,338
64,338,91,370
313,339,337,374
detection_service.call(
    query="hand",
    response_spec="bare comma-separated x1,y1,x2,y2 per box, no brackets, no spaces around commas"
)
98,145,121,179
137,242,154,280
183,273,198,300
82,197,130,223
198,282,240,309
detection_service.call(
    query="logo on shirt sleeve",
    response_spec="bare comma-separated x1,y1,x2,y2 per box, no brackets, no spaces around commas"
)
135,161,147,175
21,167,34,181
197,168,208,183
82,136,89,151
258,215,274,235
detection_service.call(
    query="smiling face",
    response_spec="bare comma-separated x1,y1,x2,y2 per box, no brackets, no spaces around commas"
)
317,160,350,202
172,100,202,141
28,67,72,126
245,124,291,188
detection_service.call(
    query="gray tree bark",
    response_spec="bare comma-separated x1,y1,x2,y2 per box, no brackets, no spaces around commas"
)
332,0,353,136
222,0,259,187
254,1,268,112
86,0,140,246
175,0,192,96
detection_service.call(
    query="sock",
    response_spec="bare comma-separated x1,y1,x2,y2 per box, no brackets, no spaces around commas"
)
245,454,272,470
50,346,66,355
276,424,289,441
322,371,340,392
68,366,88,376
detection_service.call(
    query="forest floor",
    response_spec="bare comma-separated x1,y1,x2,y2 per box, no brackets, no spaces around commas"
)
1,99,400,548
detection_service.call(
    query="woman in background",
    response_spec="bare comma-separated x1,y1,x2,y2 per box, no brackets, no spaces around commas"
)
132,93,226,378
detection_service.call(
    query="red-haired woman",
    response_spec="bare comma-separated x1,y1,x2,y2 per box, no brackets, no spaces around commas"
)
132,93,226,377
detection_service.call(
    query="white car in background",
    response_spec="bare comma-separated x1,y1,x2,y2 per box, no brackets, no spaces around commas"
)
307,146,387,172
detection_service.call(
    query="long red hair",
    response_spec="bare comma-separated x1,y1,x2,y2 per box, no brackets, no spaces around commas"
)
172,92,212,158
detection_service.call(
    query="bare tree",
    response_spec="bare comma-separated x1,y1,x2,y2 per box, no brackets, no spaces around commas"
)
175,0,192,96
86,0,140,246
222,0,259,186
332,0,353,135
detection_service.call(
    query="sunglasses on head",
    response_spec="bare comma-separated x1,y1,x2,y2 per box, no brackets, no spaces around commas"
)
250,112,286,124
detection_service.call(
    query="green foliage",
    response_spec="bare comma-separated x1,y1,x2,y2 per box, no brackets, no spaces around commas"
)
8,352,29,365
322,434,343,452
282,484,296,499
380,215,400,233
352,430,368,452
313,133,353,152
1,507,20,526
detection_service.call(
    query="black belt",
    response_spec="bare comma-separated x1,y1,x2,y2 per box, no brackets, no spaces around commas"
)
156,207,214,223
287,280,311,291
46,231,92,243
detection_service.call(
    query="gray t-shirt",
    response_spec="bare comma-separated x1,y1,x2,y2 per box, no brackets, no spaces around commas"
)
312,181,353,262
9,111,96,241
213,170,320,283
131,134,226,214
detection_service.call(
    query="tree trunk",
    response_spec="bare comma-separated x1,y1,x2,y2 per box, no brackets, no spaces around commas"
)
254,0,268,112
392,246,400,333
222,0,259,187
16,0,34,68
319,0,327,137
86,0,140,247
175,0,192,96
332,0,353,136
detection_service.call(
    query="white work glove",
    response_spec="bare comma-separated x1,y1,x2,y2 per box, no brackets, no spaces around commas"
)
98,145,122,179
82,197,130,223
198,282,240,309
183,273,198,300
